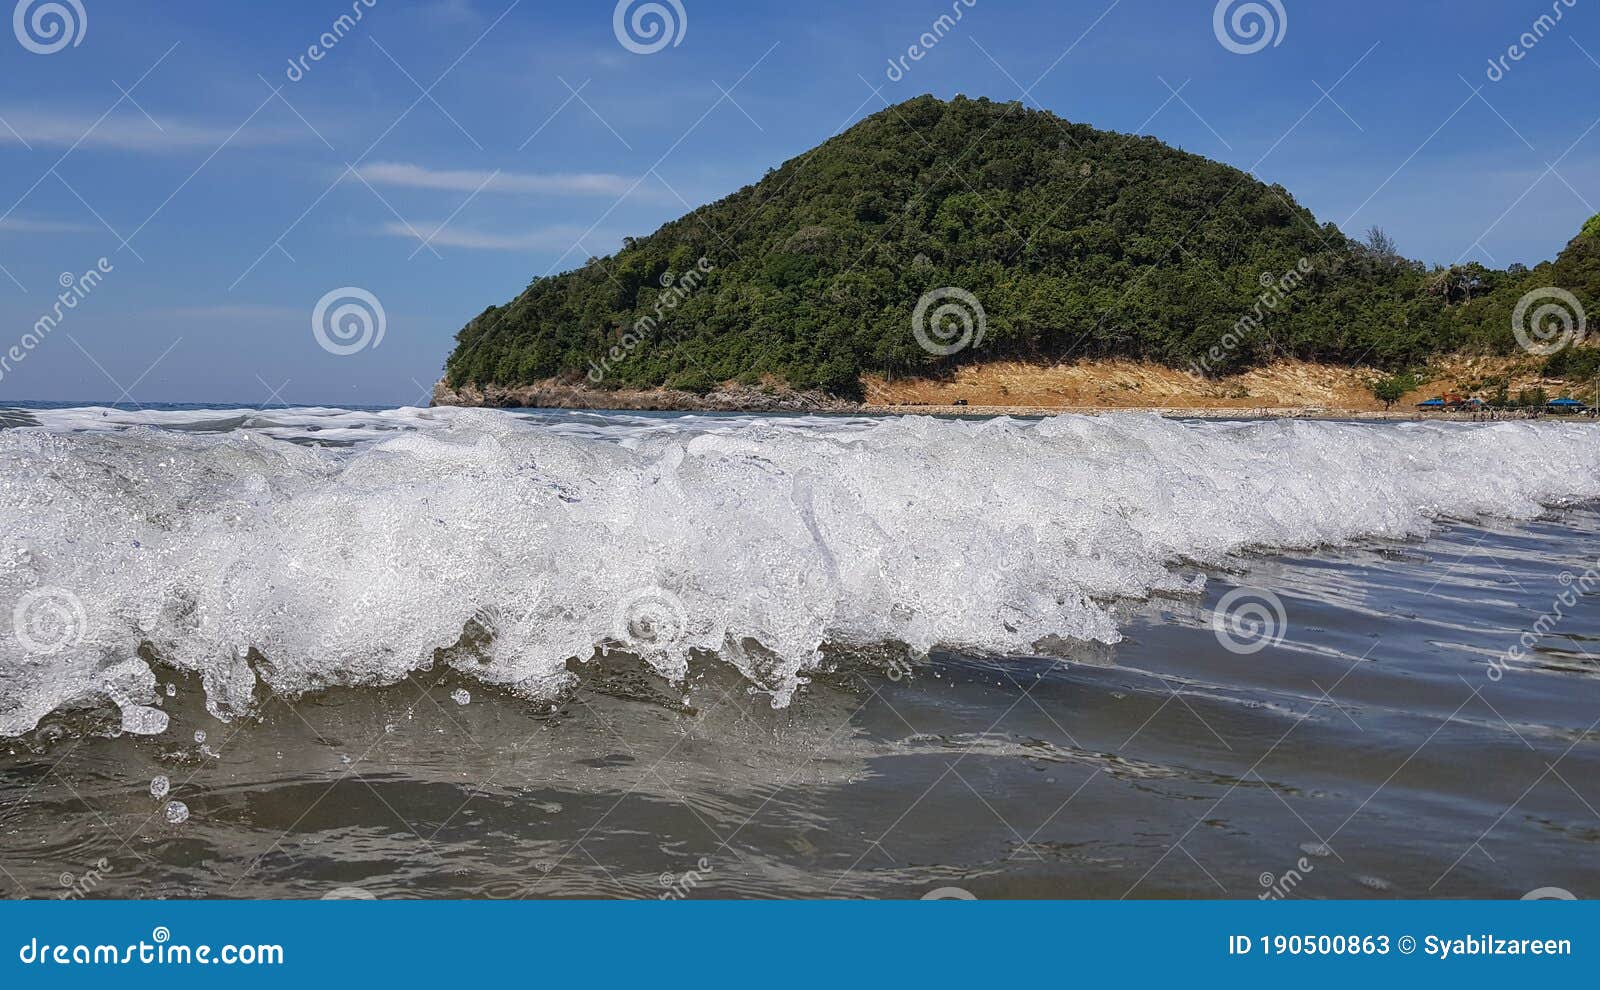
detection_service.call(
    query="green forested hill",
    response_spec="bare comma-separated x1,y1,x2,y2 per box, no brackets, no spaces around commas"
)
443,94,1598,399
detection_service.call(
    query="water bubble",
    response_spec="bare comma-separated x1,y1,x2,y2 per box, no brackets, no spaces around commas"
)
165,684,176,697
119,704,169,737
164,800,190,825
149,775,170,800
193,730,206,745
451,688,471,706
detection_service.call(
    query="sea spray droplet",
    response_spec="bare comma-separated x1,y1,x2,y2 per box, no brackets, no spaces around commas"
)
451,688,471,706
164,800,189,825
193,730,206,745
149,775,170,800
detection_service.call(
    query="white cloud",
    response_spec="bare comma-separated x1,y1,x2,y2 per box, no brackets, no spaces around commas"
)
378,220,621,252
0,217,93,233
354,161,640,198
0,110,299,152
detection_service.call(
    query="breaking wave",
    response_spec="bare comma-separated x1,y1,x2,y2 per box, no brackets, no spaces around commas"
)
3,406,1599,736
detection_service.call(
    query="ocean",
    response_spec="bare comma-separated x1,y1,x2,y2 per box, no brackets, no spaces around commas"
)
1,404,1597,899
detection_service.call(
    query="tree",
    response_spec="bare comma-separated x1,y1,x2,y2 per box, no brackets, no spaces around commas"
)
1371,372,1418,410
1364,226,1400,264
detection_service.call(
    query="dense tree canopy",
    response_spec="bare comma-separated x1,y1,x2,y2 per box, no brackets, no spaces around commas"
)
444,95,1600,399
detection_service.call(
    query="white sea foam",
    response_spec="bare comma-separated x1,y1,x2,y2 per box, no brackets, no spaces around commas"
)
3,407,1598,735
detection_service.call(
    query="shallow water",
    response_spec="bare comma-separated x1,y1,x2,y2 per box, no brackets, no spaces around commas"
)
2,406,1597,899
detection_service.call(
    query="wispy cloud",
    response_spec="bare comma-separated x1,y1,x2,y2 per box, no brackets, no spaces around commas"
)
0,217,94,233
355,161,641,198
0,111,300,152
156,303,304,321
378,220,622,252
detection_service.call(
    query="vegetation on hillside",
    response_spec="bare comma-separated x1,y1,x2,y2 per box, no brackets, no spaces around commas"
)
443,95,1599,399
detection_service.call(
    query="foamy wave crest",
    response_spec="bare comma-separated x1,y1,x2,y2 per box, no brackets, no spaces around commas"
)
4,411,1599,735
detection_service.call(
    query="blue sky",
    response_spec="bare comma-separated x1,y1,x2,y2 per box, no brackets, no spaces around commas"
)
0,0,1596,404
